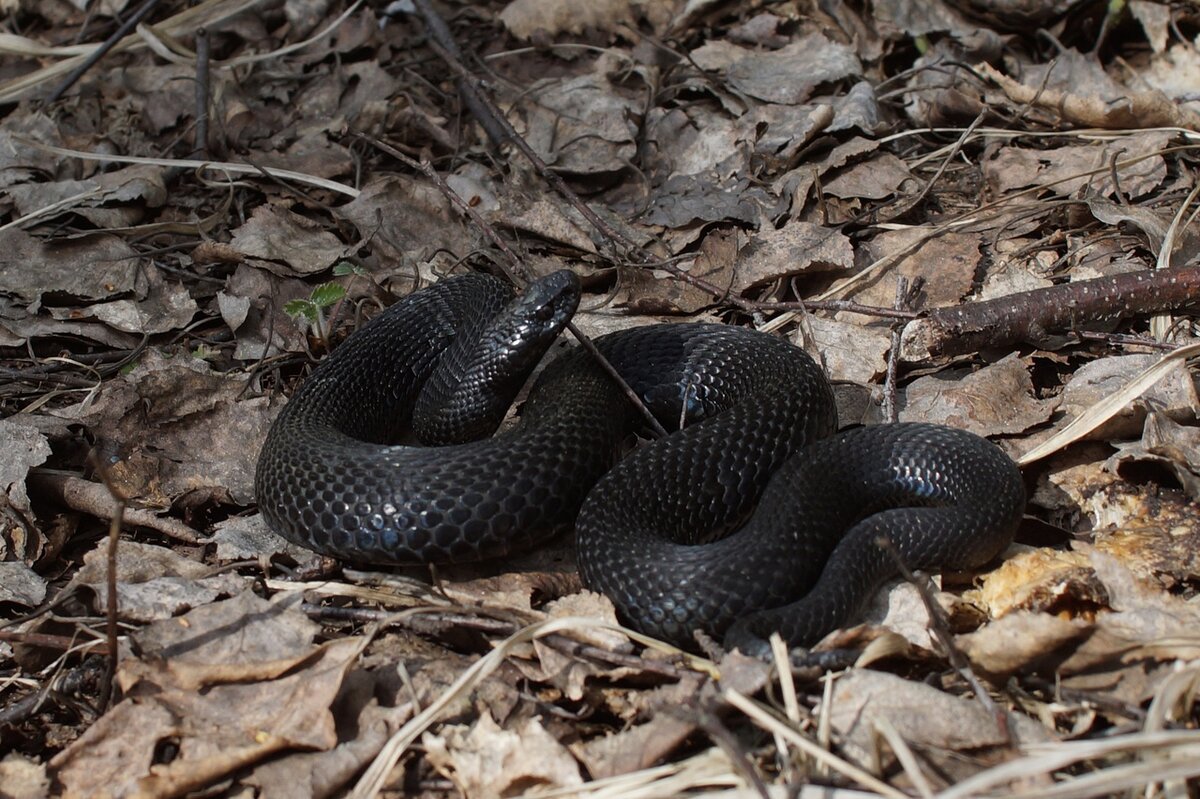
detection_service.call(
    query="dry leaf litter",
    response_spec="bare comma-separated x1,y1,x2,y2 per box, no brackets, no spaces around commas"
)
1,0,1199,797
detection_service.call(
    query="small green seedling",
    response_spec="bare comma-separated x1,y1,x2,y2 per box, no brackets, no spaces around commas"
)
283,261,369,352
285,281,347,351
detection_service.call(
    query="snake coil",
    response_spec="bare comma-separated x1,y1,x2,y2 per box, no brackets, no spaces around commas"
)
256,270,1025,653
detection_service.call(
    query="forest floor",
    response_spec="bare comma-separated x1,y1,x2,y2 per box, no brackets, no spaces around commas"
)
1,0,1200,797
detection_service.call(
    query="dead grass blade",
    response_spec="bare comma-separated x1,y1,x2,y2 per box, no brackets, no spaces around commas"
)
723,688,908,799
0,0,264,103
349,616,714,798
9,138,359,199
1018,341,1200,465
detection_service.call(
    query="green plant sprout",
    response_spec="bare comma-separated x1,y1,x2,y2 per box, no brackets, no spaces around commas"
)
283,261,369,352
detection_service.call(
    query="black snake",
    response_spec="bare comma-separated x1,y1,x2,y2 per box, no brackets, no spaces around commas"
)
255,270,1025,654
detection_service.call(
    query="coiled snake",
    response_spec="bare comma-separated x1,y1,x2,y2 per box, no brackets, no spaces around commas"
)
255,270,1025,654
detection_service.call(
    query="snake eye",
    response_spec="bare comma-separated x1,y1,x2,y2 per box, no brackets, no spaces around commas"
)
534,303,555,322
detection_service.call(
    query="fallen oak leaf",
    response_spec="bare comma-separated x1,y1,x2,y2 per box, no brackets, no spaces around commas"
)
977,62,1200,130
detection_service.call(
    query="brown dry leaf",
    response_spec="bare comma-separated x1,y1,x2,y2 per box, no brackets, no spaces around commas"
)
423,712,583,799
0,305,141,350
641,105,747,185
542,590,624,648
1035,445,1121,520
526,592,632,701
335,175,469,273
244,701,412,799
616,227,740,313
824,152,915,201
851,228,982,308
5,163,166,228
726,34,861,105
0,752,49,799
228,203,353,277
861,579,971,650
573,679,706,779
73,540,249,622
0,229,141,306
439,571,569,617
45,350,274,505
516,59,642,175
1087,196,1200,266
648,226,741,314
640,173,773,231
218,263,311,360
957,611,1093,681
732,221,853,294
0,561,45,606
0,416,50,559
900,352,1053,437
83,266,198,335
984,130,1171,200
1090,484,1200,582
974,547,1104,620
725,11,787,46
1107,412,1200,500
1091,551,1200,644
499,0,669,38
575,654,767,779
1129,0,1170,51
1136,33,1200,113
118,64,196,135
979,61,1200,129
799,316,891,384
825,670,1054,778
773,136,878,220
976,244,1057,299
0,112,66,179
872,0,985,37
897,44,990,128
491,195,598,254
51,592,364,798
1057,353,1198,440
210,513,325,564
1054,552,1200,685
751,102,836,164
255,128,357,180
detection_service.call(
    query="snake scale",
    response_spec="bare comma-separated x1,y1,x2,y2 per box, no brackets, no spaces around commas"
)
255,270,1025,654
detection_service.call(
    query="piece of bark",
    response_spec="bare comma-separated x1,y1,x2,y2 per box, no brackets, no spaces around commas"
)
902,265,1200,360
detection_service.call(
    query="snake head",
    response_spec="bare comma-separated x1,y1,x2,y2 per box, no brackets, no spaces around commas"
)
483,268,581,379
413,269,581,445
506,269,581,343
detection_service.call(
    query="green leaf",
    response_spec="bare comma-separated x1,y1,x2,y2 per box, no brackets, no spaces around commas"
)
332,261,366,277
310,282,347,308
192,344,216,361
284,299,318,321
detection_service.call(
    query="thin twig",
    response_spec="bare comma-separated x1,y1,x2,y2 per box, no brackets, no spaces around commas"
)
47,0,164,102
410,0,509,146
876,536,1014,747
84,450,132,712
299,602,690,679
882,277,909,423
697,706,772,799
359,133,669,437
417,35,644,260
28,472,201,544
192,27,210,160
